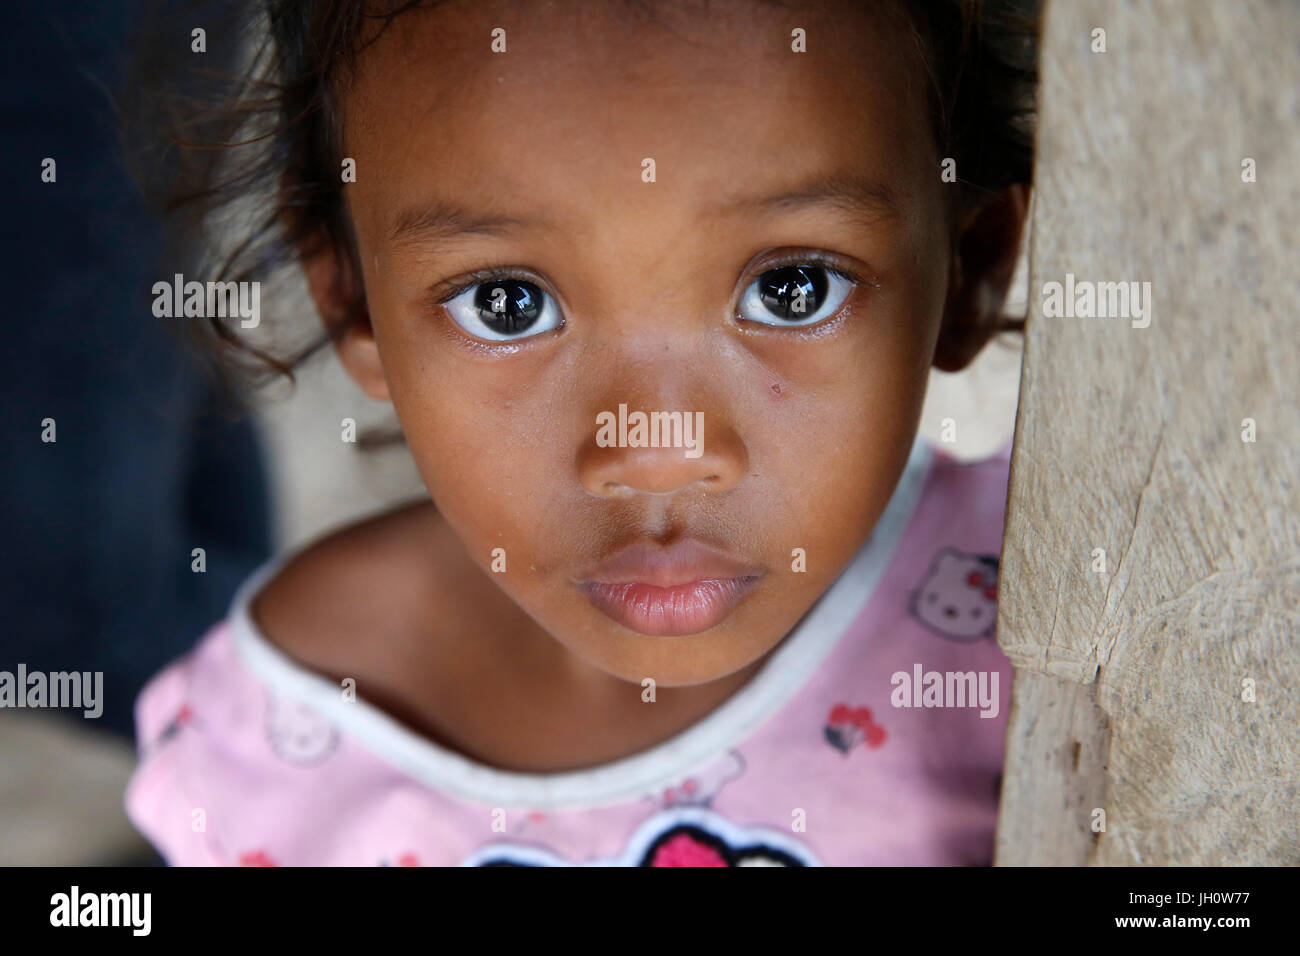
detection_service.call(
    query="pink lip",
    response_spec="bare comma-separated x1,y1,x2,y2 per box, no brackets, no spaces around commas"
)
577,540,764,636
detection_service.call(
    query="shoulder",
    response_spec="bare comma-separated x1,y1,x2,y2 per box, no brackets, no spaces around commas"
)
249,499,466,679
126,502,467,865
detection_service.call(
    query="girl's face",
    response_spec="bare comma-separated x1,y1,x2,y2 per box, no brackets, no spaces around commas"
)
317,0,969,687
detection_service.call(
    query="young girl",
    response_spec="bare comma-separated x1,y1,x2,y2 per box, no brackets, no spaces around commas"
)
126,0,1037,866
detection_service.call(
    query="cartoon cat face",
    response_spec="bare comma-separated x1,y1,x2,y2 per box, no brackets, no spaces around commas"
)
909,548,999,641
265,694,339,764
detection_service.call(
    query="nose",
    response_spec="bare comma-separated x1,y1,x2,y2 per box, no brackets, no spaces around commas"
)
577,410,746,498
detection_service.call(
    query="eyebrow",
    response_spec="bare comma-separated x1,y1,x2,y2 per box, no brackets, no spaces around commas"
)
714,173,903,224
388,173,901,247
388,200,542,246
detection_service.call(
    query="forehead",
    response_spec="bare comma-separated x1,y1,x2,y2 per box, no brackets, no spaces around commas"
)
343,0,938,243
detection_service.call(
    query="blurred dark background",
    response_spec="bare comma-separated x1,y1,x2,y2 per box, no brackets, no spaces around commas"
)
0,0,272,862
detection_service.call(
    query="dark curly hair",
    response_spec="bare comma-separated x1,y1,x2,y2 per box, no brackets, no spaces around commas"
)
124,0,1039,391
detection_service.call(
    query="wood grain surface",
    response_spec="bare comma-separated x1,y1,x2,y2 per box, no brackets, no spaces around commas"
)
996,0,1300,865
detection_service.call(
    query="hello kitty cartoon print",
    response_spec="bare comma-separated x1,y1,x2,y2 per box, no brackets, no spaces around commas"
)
908,548,1000,641
265,692,339,764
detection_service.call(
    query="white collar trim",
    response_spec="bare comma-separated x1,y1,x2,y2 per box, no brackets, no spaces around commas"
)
229,439,933,811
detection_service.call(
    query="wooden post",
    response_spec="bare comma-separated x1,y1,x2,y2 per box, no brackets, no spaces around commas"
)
995,0,1300,865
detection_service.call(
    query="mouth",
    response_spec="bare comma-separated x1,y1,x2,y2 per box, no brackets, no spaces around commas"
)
576,539,764,637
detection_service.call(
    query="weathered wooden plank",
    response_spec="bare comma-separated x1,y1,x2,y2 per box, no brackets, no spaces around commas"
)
995,672,1111,865
997,0,1300,865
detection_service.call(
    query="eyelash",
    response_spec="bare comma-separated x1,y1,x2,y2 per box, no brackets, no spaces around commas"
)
750,252,866,289
433,267,545,305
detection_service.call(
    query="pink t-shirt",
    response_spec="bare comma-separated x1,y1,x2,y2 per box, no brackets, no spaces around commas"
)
125,439,1014,866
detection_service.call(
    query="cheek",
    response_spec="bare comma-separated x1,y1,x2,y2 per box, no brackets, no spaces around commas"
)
365,316,538,540
376,340,599,595
749,299,933,445
397,384,548,546
743,295,936,527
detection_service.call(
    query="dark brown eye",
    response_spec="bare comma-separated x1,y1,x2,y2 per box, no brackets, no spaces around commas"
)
445,276,561,342
474,280,543,334
757,266,828,320
738,263,855,327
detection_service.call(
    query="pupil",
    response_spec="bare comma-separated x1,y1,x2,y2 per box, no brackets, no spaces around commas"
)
475,280,542,334
758,266,826,320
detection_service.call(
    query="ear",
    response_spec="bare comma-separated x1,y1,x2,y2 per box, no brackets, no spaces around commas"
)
300,234,390,401
933,183,1029,372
